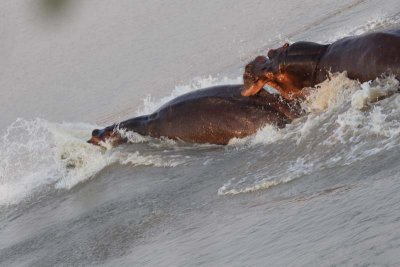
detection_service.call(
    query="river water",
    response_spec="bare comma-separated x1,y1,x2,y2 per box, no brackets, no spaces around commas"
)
1,0,400,266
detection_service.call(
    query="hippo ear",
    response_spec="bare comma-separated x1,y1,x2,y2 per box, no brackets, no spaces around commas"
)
268,49,276,59
283,43,290,48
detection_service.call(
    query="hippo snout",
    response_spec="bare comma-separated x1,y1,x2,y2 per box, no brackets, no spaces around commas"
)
87,128,107,145
87,125,125,147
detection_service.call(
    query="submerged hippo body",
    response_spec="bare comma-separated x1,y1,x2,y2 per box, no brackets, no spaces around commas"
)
242,30,400,99
89,85,303,146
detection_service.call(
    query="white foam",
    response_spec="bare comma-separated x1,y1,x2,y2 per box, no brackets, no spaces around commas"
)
130,74,400,197
2,72,399,201
219,73,400,195
305,72,359,112
351,76,399,110
117,127,149,144
218,157,315,195
0,76,251,205
0,118,184,206
227,125,283,147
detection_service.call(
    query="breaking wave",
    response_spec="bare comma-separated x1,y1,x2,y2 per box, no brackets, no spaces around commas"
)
2,73,399,204
0,119,184,206
219,74,400,195
0,76,241,206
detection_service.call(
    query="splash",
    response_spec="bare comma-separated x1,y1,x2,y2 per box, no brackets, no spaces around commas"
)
228,125,282,147
304,72,359,113
0,119,184,206
218,157,314,195
351,76,399,110
0,118,59,206
218,74,400,195
0,76,245,205
2,73,399,202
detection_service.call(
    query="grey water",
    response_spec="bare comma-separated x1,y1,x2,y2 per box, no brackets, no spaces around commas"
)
2,0,400,266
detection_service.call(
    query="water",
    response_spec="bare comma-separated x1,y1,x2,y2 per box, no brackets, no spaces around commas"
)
2,0,400,266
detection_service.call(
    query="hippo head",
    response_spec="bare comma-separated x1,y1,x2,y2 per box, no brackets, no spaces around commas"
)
87,125,124,147
242,43,289,97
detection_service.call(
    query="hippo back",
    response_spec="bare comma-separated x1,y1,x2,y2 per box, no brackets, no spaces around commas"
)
319,30,400,83
146,85,299,144
155,85,244,112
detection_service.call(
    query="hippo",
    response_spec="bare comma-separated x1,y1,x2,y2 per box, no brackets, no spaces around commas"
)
242,30,400,99
88,85,303,146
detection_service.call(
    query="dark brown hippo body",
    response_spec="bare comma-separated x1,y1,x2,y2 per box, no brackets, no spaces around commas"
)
242,30,400,99
88,85,303,146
